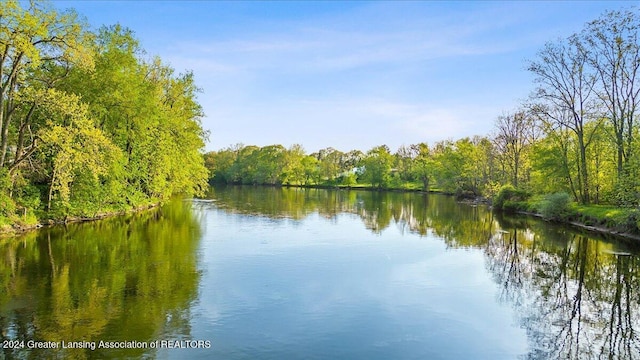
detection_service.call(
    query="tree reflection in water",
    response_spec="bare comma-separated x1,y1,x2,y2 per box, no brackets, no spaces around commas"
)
3,185,639,359
205,186,640,359
0,199,201,359
488,213,640,359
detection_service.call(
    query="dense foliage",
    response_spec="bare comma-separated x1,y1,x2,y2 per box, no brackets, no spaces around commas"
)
206,8,640,212
205,138,495,195
0,1,208,228
539,192,572,221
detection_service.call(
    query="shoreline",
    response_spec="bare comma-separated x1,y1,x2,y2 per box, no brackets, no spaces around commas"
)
510,209,640,243
280,184,640,242
219,183,640,242
0,203,160,238
231,182,441,194
3,183,638,244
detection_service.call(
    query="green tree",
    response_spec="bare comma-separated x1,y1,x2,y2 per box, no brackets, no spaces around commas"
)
361,145,394,188
0,0,94,170
314,147,343,183
431,140,464,193
205,148,236,184
529,34,601,204
493,111,535,188
411,143,432,191
529,133,577,197
301,155,320,185
342,150,364,172
585,9,640,181
254,145,287,185
0,4,208,225
34,89,121,213
456,136,495,196
282,144,306,185
394,145,417,182
60,25,208,203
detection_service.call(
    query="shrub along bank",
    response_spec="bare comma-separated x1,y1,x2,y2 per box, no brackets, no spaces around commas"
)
492,185,640,238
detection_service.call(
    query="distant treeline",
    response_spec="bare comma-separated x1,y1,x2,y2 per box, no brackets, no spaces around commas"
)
0,1,208,228
205,140,499,197
206,8,640,208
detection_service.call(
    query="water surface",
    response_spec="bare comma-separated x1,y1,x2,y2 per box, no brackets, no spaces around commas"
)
1,186,640,359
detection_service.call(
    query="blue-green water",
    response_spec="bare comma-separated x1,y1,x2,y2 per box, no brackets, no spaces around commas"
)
2,186,640,359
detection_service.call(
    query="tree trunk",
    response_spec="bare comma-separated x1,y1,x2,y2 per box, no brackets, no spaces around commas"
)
578,133,590,204
47,164,58,211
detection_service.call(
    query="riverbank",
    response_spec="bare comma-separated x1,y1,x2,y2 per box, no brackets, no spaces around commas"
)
283,183,640,241
279,183,494,205
5,182,638,244
0,203,160,238
1,182,438,237
498,197,640,242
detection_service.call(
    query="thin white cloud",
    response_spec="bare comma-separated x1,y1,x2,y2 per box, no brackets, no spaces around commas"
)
165,55,239,74
152,1,619,152
166,4,531,76
172,34,509,75
402,109,468,140
204,94,504,153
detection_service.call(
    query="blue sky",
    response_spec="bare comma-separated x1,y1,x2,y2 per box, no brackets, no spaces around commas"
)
54,1,636,153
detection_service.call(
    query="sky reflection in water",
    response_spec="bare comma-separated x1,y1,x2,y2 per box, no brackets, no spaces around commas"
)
2,186,640,359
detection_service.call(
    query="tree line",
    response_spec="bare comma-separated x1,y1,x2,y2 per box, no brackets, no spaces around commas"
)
206,8,640,207
0,1,208,227
205,140,494,196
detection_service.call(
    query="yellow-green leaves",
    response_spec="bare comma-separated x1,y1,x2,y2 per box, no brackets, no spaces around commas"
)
1,2,208,220
36,88,122,210
1,0,96,176
0,0,94,72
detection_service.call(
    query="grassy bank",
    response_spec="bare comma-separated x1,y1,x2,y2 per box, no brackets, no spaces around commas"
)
493,187,640,239
302,183,640,239
537,203,638,240
0,201,160,237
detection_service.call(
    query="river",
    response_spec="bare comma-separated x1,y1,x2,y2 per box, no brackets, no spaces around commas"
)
1,186,639,359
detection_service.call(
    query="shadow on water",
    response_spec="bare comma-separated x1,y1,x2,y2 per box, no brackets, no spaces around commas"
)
202,185,640,360
0,199,202,360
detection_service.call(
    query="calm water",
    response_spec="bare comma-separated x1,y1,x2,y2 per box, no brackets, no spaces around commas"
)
1,186,640,359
